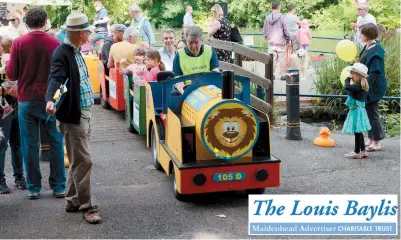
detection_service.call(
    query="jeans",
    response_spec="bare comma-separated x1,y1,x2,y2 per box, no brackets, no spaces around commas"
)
18,100,66,193
0,108,24,180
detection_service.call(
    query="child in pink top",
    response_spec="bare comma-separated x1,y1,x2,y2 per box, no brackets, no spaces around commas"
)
297,20,312,51
143,50,166,82
122,48,147,85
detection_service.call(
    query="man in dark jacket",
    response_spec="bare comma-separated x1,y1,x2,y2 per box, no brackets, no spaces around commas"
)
45,13,101,224
100,24,125,75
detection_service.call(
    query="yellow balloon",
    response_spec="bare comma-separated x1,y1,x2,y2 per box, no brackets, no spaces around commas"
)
340,66,355,86
336,40,357,62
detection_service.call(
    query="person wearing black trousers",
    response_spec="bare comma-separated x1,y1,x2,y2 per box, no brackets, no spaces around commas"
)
358,23,387,152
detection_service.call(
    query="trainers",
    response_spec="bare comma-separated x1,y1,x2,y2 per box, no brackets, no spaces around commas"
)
344,151,363,159
361,150,368,158
83,207,102,224
53,190,66,198
0,179,10,194
28,191,40,199
14,176,27,190
65,200,80,213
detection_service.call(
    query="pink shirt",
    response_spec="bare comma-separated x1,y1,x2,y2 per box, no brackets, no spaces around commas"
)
297,27,312,45
142,66,161,82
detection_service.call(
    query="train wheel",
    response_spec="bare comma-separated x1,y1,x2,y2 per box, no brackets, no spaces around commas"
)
125,103,137,133
99,85,111,109
245,188,266,194
172,166,187,201
151,123,163,171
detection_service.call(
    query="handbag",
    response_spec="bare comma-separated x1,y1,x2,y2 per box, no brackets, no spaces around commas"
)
230,25,243,43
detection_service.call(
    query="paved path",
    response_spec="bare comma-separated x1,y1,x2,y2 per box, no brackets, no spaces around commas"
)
242,60,318,103
1,106,399,239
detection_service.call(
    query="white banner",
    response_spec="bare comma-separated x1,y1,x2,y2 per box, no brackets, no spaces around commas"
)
109,80,116,99
249,195,398,235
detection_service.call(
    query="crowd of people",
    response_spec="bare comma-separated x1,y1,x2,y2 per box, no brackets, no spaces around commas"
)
0,0,387,225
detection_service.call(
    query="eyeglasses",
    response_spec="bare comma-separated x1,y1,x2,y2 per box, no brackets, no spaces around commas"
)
10,19,16,21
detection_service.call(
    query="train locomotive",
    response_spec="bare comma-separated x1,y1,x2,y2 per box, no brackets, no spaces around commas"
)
145,70,281,200
90,54,281,199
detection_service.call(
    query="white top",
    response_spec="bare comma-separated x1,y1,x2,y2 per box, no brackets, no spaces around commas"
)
183,12,194,26
355,13,376,46
356,13,376,28
158,47,176,71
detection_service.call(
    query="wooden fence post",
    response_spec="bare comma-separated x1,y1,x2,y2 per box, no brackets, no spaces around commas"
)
234,52,242,67
265,53,274,124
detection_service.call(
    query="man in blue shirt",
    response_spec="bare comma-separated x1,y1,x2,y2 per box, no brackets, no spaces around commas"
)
129,5,155,46
93,1,109,29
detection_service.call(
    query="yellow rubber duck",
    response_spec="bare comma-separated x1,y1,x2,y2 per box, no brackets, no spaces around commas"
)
314,127,335,147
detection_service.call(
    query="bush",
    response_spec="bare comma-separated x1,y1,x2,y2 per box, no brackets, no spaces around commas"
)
311,0,401,30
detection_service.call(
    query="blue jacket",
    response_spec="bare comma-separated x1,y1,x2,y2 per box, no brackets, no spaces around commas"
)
359,42,387,103
130,16,155,46
56,30,67,43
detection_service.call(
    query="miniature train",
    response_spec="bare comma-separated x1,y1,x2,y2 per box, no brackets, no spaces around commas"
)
91,58,281,200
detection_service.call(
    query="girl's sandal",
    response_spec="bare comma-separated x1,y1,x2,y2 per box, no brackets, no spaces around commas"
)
366,146,382,152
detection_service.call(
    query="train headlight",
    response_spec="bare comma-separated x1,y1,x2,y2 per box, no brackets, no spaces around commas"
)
193,173,207,186
255,169,268,182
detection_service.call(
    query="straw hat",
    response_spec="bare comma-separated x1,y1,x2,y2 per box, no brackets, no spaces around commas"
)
7,12,23,22
62,13,94,32
350,62,369,78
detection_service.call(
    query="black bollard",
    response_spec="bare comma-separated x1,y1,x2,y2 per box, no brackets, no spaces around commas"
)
285,68,302,140
222,70,234,99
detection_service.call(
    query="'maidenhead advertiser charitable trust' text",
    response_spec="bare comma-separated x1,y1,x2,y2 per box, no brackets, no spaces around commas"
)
251,224,393,233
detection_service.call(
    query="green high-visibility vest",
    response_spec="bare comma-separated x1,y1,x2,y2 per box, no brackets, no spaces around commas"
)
178,45,212,85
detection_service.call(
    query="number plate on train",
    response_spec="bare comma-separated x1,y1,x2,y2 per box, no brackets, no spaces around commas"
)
213,172,246,182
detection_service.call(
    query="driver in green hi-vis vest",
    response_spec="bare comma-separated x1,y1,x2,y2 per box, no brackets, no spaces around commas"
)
172,26,220,94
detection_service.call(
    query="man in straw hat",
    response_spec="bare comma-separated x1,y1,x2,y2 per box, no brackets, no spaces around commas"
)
45,13,102,224
6,11,28,39
5,7,65,200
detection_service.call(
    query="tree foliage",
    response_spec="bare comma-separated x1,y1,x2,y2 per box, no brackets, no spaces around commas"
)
311,0,400,30
47,0,399,30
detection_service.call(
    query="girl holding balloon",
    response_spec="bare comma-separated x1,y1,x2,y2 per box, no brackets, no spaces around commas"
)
342,63,371,159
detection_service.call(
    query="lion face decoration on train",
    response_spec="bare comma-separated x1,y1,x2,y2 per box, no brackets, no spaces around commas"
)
203,105,259,159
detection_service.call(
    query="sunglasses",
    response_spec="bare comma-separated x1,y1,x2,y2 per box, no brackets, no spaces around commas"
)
10,19,16,21
358,8,365,10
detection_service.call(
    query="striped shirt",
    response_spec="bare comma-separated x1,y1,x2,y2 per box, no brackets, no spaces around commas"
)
65,39,94,109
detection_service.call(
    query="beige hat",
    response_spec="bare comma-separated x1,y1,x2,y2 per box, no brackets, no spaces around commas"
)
7,12,23,21
350,62,369,78
62,13,94,32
